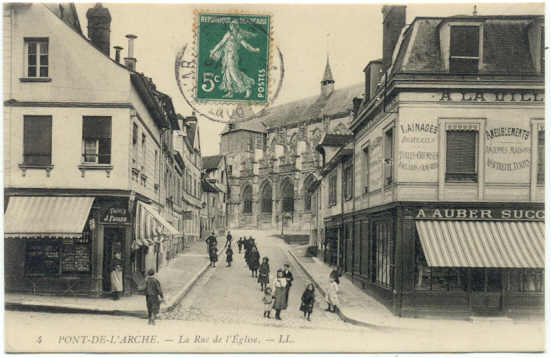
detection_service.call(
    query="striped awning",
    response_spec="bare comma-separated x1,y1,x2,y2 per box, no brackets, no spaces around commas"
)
5,196,94,239
134,201,180,248
416,220,545,268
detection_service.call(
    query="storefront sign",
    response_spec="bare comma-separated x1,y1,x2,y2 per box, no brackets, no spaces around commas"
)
415,207,544,221
439,89,544,103
101,207,130,224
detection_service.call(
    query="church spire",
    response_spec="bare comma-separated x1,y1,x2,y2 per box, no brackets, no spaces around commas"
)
321,56,334,84
320,56,335,97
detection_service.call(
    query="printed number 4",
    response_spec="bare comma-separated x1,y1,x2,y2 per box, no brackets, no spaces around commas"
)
201,72,220,93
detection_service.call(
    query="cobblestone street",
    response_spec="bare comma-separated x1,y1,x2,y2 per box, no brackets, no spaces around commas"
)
162,230,360,332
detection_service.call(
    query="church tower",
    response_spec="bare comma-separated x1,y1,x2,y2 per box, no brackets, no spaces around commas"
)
321,57,335,97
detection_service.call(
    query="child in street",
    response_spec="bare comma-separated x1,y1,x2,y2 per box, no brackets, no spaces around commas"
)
145,269,164,325
300,283,315,321
258,257,270,292
263,287,273,319
226,246,233,267
325,271,340,313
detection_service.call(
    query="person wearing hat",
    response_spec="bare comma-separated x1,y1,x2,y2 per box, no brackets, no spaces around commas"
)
145,269,164,325
206,232,218,267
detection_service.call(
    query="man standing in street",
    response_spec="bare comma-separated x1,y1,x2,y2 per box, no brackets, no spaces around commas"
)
282,263,294,309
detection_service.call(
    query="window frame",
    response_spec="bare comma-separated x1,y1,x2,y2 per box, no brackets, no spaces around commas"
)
445,129,479,183
24,38,49,79
81,116,112,165
383,127,394,187
448,24,483,74
328,173,337,207
22,115,52,166
343,159,353,201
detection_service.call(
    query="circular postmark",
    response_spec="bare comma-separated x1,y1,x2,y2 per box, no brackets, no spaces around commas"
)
175,11,284,124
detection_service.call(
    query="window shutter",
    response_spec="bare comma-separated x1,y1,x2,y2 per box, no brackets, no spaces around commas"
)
538,131,545,184
23,116,52,165
446,130,477,180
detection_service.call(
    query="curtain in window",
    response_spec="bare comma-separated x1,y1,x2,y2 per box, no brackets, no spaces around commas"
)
24,116,52,165
83,117,112,164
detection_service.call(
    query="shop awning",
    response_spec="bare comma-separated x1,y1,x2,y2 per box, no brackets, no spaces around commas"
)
4,196,94,239
416,220,545,268
134,201,181,248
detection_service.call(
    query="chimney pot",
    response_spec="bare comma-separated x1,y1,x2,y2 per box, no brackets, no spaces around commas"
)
124,34,138,71
113,45,123,63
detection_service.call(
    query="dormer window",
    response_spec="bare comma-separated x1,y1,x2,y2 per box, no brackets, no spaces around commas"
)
450,25,480,73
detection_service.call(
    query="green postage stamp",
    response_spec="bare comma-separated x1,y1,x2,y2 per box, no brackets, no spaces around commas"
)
195,12,271,103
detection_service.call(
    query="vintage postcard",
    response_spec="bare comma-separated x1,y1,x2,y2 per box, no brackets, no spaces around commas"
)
3,0,546,354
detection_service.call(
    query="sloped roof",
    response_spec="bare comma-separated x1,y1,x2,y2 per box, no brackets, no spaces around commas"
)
44,3,82,35
392,15,542,74
202,155,224,170
244,83,363,130
221,118,266,135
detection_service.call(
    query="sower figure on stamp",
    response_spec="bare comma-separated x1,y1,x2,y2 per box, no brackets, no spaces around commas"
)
208,20,260,99
145,269,164,325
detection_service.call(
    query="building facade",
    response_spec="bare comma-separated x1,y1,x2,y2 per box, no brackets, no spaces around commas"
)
223,61,363,236
317,6,545,317
201,155,228,235
3,3,187,297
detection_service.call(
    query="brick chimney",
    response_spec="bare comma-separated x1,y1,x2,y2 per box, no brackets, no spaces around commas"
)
124,34,137,71
113,45,123,63
86,3,111,56
381,5,406,71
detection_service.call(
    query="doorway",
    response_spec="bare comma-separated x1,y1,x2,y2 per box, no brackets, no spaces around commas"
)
103,227,124,293
471,269,503,314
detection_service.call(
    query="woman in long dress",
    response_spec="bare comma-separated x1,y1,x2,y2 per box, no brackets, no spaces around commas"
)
272,269,287,320
209,21,260,98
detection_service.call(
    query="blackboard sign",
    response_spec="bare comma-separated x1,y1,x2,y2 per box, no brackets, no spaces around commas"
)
61,234,91,273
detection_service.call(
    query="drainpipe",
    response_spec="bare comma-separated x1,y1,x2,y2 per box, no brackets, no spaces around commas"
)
339,157,345,270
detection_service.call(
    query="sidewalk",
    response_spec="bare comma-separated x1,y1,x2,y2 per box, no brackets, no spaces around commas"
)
5,239,210,317
288,245,540,331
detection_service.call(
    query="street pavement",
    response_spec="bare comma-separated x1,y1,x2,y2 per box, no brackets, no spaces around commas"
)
162,230,353,331
4,230,545,353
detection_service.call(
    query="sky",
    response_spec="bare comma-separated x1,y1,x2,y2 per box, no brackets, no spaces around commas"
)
75,1,544,156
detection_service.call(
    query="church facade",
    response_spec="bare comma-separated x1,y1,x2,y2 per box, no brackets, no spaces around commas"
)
220,61,363,235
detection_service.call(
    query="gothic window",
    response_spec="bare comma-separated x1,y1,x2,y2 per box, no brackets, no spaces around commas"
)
281,178,294,213
303,174,316,212
261,182,273,214
242,185,252,214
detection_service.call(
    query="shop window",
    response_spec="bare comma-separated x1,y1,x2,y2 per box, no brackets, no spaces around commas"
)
445,130,477,182
415,237,467,291
25,240,60,275
25,38,49,78
23,115,52,165
508,269,544,292
328,173,337,207
450,25,480,73
343,160,353,201
373,221,393,288
384,129,393,186
82,116,112,164
537,130,544,184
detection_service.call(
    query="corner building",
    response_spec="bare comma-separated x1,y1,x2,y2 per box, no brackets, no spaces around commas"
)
345,7,545,317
